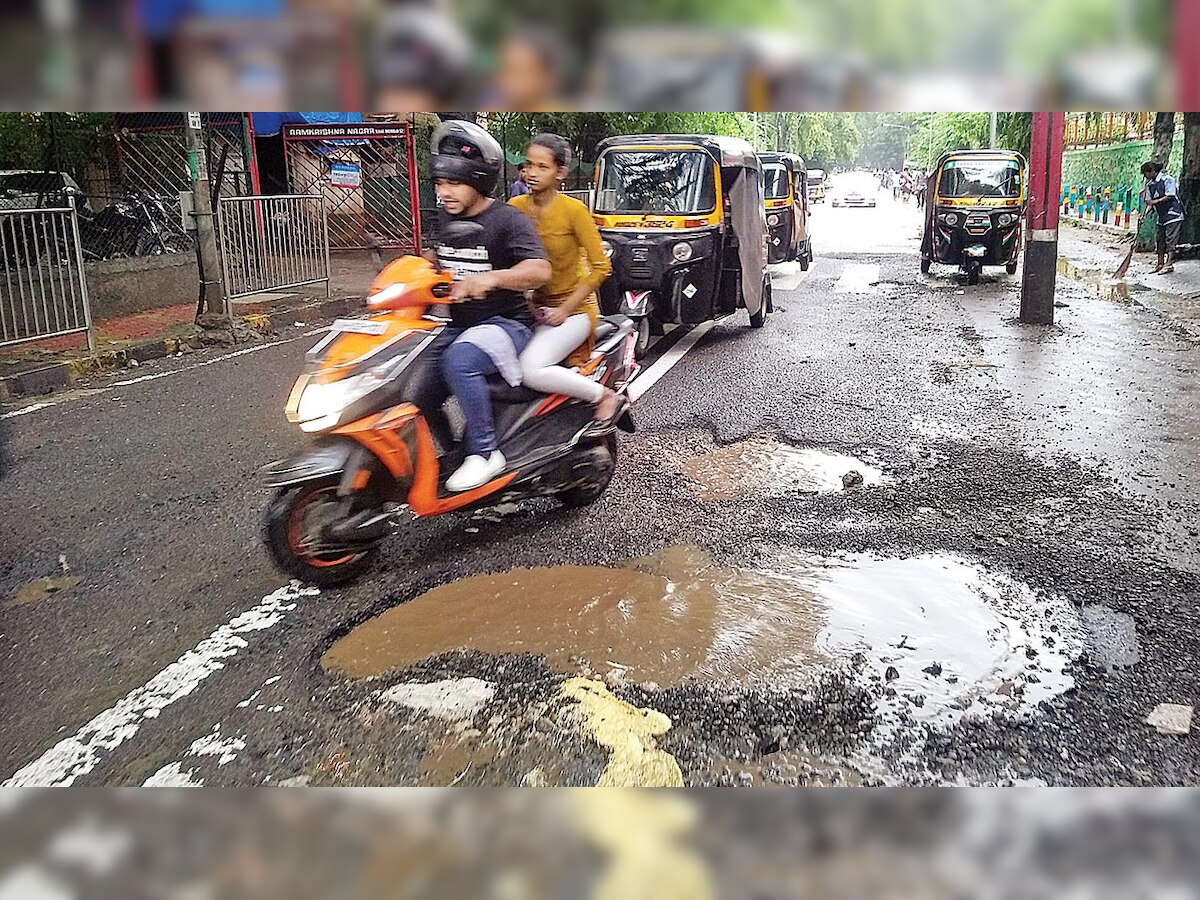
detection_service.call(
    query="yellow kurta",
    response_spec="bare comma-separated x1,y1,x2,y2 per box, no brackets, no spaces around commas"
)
509,192,612,366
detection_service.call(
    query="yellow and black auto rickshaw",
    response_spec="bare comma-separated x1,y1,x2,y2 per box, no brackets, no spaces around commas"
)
591,134,772,358
806,168,827,203
759,151,813,270
921,149,1027,285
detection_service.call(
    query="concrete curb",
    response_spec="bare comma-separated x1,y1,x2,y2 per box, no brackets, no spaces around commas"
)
1061,215,1138,240
0,294,362,402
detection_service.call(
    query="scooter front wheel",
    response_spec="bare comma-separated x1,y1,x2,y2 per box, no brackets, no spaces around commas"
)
264,479,377,587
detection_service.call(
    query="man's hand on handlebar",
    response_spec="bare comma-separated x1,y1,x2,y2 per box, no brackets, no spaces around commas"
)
449,272,499,301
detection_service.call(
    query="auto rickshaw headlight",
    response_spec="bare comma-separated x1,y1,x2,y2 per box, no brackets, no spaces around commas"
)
997,213,1017,227
767,214,780,226
939,212,960,226
672,241,693,262
601,239,614,258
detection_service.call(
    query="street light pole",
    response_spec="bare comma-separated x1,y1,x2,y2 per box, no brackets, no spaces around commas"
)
184,112,226,317
990,112,998,149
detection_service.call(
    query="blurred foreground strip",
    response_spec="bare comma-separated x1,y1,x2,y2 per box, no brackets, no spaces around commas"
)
3,789,1200,897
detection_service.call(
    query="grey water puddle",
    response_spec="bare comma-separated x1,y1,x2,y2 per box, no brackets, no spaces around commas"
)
678,436,888,500
1080,604,1141,672
324,546,1083,736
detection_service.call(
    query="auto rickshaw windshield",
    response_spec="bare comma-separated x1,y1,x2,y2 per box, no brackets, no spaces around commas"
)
939,159,1021,199
762,163,790,200
595,150,717,214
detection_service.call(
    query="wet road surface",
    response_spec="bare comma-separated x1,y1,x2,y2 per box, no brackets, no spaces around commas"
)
3,193,1200,786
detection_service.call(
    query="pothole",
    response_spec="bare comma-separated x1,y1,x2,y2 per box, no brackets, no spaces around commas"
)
678,436,887,500
7,575,82,608
1081,604,1140,672
323,546,1082,724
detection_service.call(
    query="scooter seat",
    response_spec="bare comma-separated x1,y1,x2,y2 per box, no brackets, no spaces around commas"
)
487,377,539,404
594,319,619,342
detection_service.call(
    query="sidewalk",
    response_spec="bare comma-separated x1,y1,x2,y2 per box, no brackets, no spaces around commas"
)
0,251,382,401
1056,224,1200,339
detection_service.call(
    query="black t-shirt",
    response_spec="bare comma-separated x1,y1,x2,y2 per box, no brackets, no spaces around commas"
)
436,201,545,329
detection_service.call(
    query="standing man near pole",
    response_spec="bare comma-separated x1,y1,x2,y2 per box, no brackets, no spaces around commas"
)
184,112,226,317
1020,112,1065,325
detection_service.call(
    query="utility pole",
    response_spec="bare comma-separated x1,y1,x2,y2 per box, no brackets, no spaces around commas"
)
1020,112,1065,325
989,112,998,149
184,112,225,317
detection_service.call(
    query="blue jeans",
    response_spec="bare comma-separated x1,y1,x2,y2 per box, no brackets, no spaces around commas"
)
408,318,532,457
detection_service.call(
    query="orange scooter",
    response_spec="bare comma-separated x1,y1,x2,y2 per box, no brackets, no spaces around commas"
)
262,256,639,586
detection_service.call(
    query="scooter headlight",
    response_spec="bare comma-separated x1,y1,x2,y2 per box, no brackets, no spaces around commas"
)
939,212,960,226
997,213,1017,226
767,214,780,226
601,239,614,258
296,368,390,432
672,241,693,262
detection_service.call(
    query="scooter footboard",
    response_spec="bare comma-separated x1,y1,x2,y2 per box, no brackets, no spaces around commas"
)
262,439,397,498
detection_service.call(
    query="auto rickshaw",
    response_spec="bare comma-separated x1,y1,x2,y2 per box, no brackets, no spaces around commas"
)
920,149,1027,285
591,134,772,358
807,168,827,202
759,151,813,270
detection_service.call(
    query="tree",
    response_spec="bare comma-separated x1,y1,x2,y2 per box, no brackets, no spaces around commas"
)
1152,112,1176,166
1181,113,1200,246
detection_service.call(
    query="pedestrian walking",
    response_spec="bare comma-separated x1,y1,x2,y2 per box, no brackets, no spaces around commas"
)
509,163,531,198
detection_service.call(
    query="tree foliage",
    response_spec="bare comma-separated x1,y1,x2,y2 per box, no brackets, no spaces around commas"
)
0,112,116,176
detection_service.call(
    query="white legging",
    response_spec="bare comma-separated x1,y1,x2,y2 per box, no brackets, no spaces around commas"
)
520,313,605,403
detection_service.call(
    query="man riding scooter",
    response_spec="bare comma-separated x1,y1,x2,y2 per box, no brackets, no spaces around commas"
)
409,120,552,492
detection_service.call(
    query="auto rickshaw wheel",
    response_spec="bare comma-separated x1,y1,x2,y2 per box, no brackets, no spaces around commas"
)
920,257,931,274
1006,261,1018,275
750,280,768,328
966,263,981,285
633,316,651,360
765,279,774,314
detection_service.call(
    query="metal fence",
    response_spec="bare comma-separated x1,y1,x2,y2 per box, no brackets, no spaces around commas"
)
217,194,330,304
0,204,93,350
282,122,421,254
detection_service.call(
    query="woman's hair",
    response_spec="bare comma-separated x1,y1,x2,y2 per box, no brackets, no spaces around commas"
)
528,133,572,170
1141,161,1163,176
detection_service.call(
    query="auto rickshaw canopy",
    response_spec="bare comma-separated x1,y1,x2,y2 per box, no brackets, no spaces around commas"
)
930,149,1027,208
593,134,769,319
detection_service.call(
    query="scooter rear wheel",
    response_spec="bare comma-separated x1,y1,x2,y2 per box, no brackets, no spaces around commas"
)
558,435,617,508
264,478,377,587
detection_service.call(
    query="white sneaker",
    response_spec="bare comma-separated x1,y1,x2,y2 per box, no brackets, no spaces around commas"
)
446,450,506,492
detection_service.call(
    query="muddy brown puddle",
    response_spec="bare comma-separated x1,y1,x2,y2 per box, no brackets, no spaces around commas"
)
324,547,1081,720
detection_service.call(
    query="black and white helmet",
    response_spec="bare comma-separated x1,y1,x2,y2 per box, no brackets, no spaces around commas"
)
431,119,504,196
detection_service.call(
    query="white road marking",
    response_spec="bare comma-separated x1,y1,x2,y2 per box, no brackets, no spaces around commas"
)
0,402,54,420
108,340,297,387
834,263,881,294
142,725,249,786
768,260,810,291
628,319,719,402
140,762,203,787
1,337,301,420
3,583,317,787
